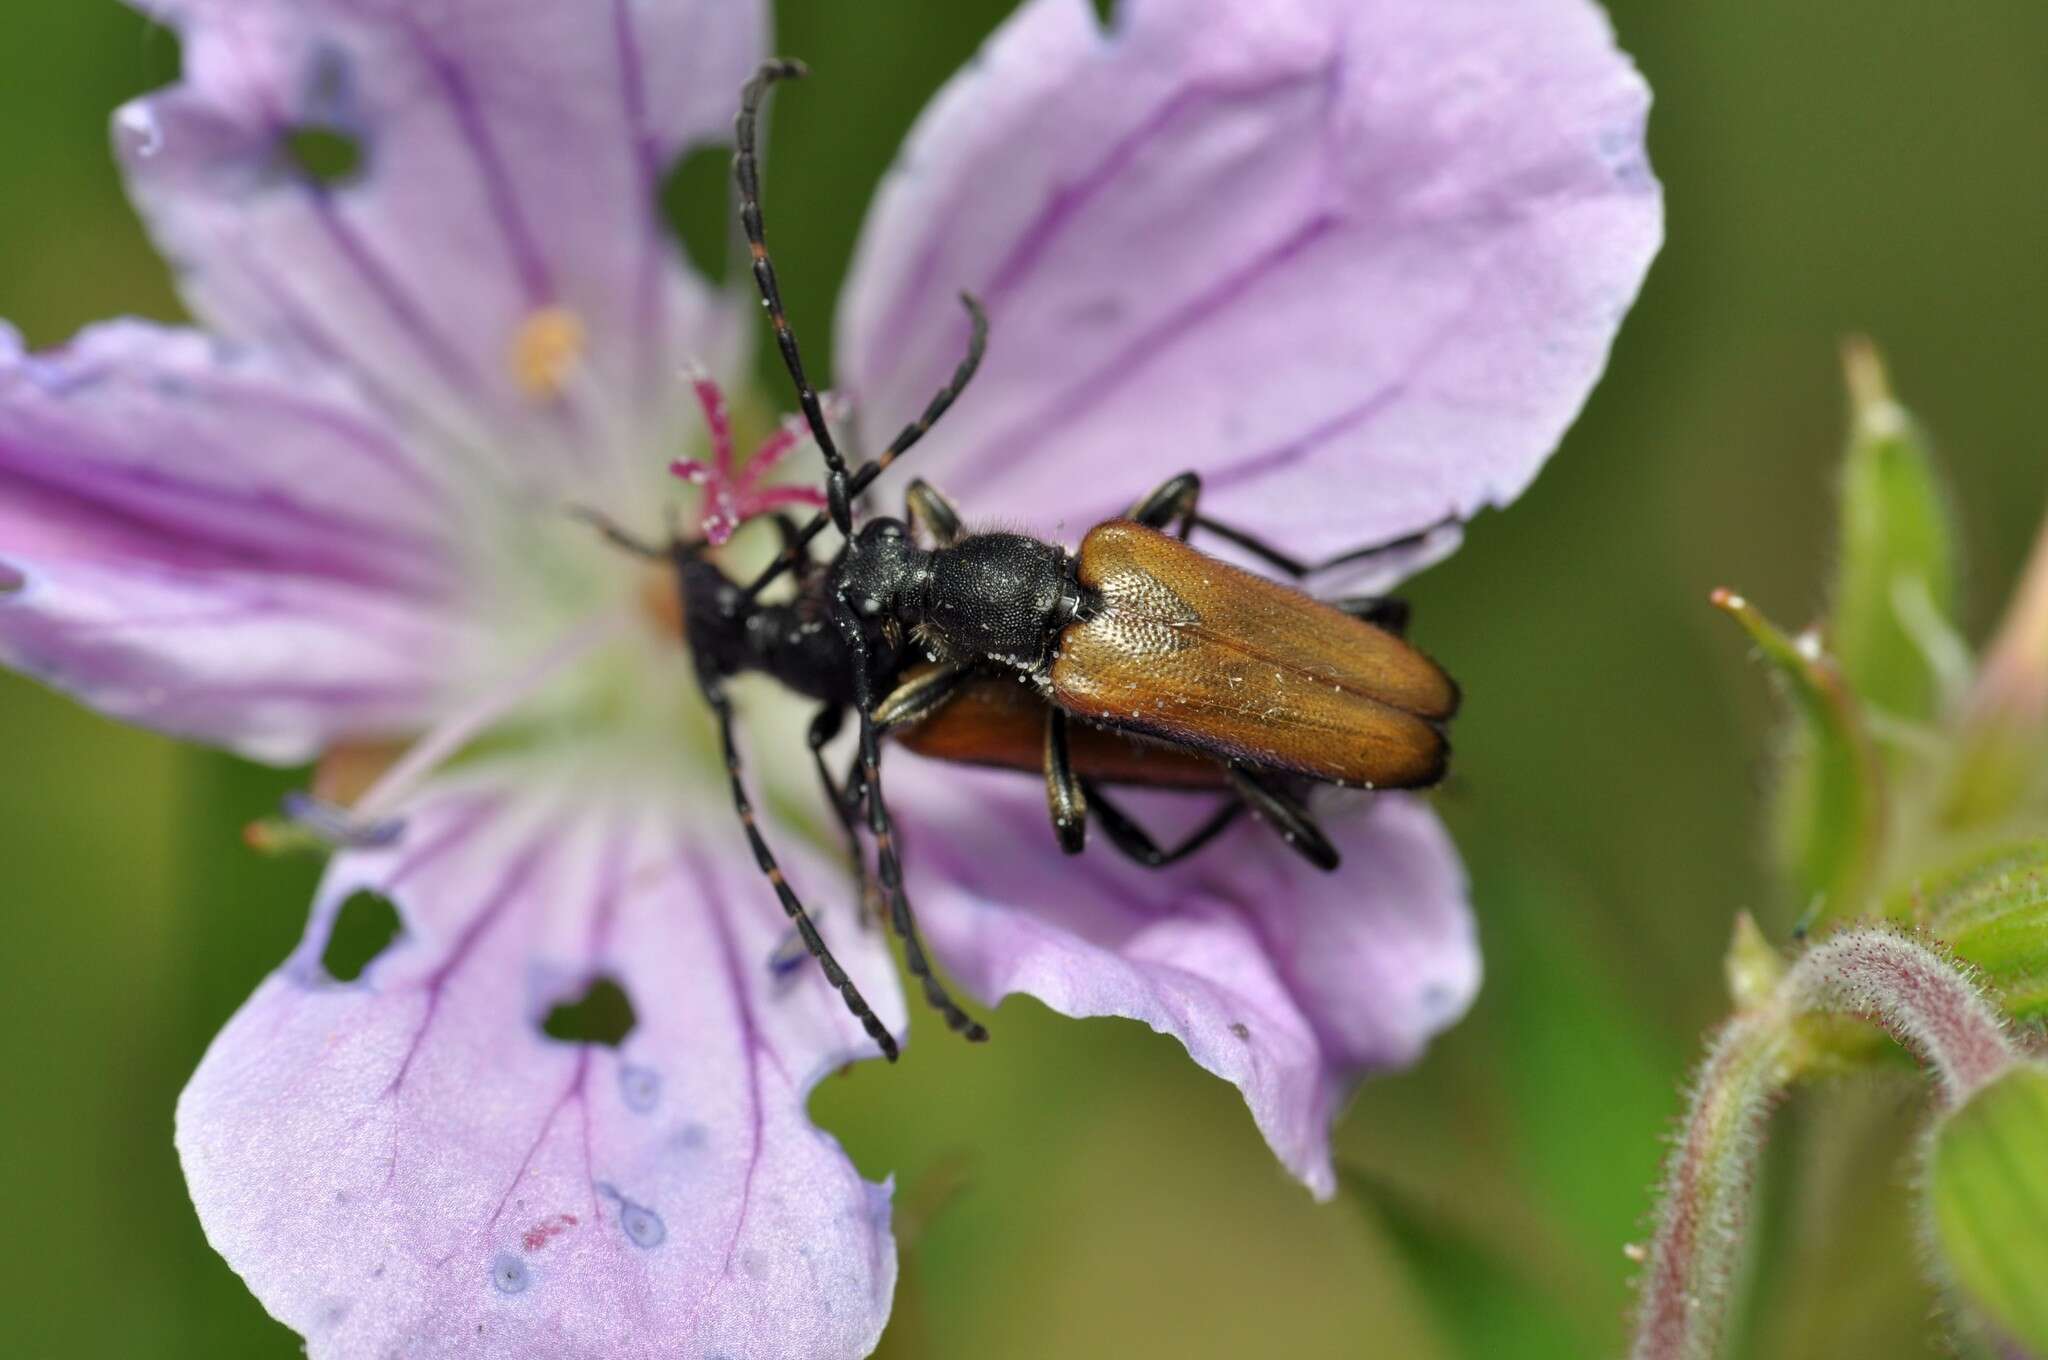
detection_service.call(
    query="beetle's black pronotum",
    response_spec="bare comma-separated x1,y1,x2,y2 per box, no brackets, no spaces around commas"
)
674,60,1463,1060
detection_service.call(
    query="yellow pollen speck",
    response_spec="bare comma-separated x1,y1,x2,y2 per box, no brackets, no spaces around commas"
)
511,306,586,400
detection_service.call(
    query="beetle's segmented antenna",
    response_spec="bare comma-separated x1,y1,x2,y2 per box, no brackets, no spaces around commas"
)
700,669,898,1061
735,59,859,536
740,295,989,606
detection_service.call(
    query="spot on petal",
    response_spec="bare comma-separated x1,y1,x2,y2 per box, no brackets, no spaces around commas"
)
320,890,404,983
617,1063,661,1114
510,307,586,401
490,1253,530,1295
540,975,637,1048
0,561,23,596
619,1201,665,1249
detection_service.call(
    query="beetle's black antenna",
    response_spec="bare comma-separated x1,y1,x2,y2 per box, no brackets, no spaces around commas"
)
735,59,860,535
740,296,988,606
831,600,990,1043
698,665,899,1061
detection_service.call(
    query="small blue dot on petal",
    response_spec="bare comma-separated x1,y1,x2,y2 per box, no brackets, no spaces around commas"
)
491,1253,531,1295
620,1202,666,1250
619,1063,661,1114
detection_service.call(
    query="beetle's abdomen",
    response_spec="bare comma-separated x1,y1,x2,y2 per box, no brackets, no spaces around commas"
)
1050,522,1455,788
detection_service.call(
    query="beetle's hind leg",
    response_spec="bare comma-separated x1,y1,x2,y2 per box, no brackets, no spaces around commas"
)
1082,781,1246,869
699,670,899,1059
1225,765,1341,871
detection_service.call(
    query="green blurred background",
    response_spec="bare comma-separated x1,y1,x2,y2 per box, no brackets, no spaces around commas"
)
2,2,2044,1356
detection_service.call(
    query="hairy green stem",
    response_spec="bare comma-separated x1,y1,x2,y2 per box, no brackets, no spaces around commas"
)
1631,928,2021,1360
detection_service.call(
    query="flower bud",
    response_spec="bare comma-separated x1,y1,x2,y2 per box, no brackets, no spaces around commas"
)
1890,841,2048,1022
1831,338,1959,723
1944,514,2048,825
1712,589,1885,924
1926,1063,2048,1353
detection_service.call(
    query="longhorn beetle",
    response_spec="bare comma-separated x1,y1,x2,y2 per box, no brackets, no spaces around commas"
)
701,60,1461,1058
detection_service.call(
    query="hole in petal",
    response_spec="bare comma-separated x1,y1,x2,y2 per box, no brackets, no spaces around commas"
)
320,890,403,982
1087,0,1120,31
541,975,637,1047
283,125,364,187
660,142,733,286
0,561,23,595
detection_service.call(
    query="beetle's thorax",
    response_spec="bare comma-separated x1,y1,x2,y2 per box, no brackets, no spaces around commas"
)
921,531,1080,673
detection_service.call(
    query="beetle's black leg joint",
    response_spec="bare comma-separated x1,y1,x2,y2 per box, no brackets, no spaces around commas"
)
905,479,966,547
1083,781,1245,869
873,662,971,734
1225,765,1341,871
1125,472,1202,538
831,598,990,1043
1043,709,1089,856
699,666,897,1060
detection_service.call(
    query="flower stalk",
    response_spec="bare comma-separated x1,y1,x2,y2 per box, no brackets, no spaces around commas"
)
1632,926,2022,1360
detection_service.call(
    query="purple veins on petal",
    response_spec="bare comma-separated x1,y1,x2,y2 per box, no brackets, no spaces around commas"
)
178,776,902,1355
834,0,1662,569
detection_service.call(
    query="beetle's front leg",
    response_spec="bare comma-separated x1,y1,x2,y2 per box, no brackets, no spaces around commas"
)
1124,472,1202,538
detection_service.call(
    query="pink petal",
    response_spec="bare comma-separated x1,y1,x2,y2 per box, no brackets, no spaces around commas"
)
890,761,1477,1198
0,321,468,761
116,0,764,482
836,0,1659,566
178,767,906,1358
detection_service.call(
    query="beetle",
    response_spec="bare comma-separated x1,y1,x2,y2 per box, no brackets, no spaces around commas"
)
707,59,1462,1057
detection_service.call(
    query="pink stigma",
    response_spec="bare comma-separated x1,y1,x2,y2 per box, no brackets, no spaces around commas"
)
670,373,829,545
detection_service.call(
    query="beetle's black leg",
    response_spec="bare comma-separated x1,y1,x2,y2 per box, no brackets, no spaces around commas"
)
734,60,861,537
769,512,823,588
1043,709,1089,855
1225,765,1341,871
831,597,989,1042
1082,780,1246,869
808,705,882,927
1332,594,1411,636
905,478,966,547
873,661,972,734
570,507,671,561
698,667,898,1060
740,297,988,605
1190,513,1463,581
1124,472,1202,537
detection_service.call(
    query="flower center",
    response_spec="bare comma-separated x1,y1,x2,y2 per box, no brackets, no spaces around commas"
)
510,306,587,402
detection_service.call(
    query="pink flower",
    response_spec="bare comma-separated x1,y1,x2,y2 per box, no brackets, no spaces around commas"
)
0,0,1659,1354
